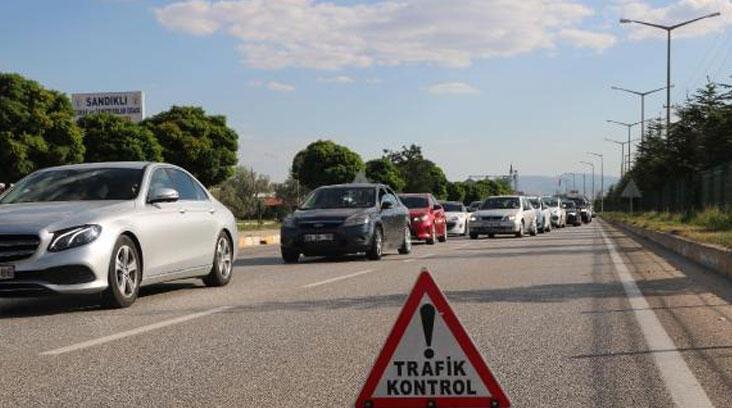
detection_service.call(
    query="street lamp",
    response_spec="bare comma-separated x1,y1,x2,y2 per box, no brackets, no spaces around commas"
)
620,12,721,133
610,85,669,141
607,119,643,171
579,161,595,201
588,152,604,212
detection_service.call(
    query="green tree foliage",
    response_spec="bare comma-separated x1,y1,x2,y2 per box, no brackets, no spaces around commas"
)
275,176,309,212
78,113,162,162
460,178,511,204
445,181,465,202
291,140,365,189
211,166,271,219
611,81,732,210
365,157,406,191
143,106,238,186
384,145,449,198
0,73,84,182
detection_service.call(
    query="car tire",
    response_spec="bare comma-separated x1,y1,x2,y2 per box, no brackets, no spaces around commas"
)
203,232,234,287
367,227,383,260
529,221,538,236
398,225,412,255
469,232,479,239
463,223,469,237
281,247,300,263
546,223,552,233
438,226,447,243
488,233,495,239
103,235,141,309
426,225,436,245
515,221,525,238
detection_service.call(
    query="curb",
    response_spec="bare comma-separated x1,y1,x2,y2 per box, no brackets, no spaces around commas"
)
604,218,732,279
237,231,281,249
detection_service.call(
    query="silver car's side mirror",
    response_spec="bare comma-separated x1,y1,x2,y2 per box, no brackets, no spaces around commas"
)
149,187,180,204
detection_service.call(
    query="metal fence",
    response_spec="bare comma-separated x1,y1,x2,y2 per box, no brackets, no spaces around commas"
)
634,161,732,212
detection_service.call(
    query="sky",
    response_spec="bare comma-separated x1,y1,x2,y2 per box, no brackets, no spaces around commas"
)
2,0,732,183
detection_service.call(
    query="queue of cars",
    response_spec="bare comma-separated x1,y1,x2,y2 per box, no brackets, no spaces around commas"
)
0,166,594,307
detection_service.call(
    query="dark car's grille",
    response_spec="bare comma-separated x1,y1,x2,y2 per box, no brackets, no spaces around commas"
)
481,216,503,221
0,235,41,263
297,220,344,229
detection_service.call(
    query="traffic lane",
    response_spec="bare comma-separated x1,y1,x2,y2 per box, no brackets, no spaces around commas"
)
2,223,680,407
0,238,473,407
600,221,732,407
0,234,458,356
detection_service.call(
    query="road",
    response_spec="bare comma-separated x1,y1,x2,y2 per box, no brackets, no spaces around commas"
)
2,220,732,407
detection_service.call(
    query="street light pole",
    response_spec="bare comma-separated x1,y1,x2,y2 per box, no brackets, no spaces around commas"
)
607,119,643,172
610,85,668,141
620,12,721,133
588,152,604,212
580,161,595,202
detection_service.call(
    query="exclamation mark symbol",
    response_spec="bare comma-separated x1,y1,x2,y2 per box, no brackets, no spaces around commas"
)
420,303,435,359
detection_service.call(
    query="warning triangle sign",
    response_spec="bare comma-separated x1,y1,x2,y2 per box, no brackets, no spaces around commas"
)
355,270,511,408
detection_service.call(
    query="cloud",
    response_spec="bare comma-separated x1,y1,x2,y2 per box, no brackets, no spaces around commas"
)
615,0,732,40
557,28,617,51
317,75,355,84
248,79,295,92
427,82,480,95
266,81,295,92
155,0,616,70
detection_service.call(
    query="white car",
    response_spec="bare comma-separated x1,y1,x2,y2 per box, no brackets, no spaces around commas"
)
542,196,566,228
529,197,552,233
441,201,470,236
468,196,538,238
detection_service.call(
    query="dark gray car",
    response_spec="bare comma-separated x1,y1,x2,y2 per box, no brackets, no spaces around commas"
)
280,184,411,262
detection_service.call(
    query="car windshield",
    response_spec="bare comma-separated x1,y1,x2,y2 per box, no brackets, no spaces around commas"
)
481,197,520,210
543,197,558,207
300,187,375,210
529,199,540,208
0,168,144,204
400,196,429,209
442,203,463,212
563,201,577,209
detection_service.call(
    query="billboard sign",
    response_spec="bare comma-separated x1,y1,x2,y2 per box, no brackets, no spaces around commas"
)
72,91,144,123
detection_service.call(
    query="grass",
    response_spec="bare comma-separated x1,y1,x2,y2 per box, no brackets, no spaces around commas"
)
237,219,281,232
602,209,732,249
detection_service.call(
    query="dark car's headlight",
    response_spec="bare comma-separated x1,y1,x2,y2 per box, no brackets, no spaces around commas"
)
343,214,370,227
48,225,102,252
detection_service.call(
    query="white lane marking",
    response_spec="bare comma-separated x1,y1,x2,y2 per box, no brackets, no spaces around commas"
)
599,223,713,408
403,259,415,263
301,269,374,289
419,253,434,259
41,305,233,356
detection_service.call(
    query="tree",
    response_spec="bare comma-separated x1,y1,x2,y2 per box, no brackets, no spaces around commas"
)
143,106,238,186
383,145,449,198
78,113,162,162
212,166,271,219
365,158,405,191
0,73,84,182
275,176,308,212
291,140,364,189
446,181,465,202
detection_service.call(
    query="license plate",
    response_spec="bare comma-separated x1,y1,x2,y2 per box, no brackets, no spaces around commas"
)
0,265,14,280
304,234,334,242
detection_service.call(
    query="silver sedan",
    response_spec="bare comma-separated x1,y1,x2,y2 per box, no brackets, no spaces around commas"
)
0,162,238,308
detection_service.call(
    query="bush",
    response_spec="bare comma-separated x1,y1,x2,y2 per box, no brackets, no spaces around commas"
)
691,208,732,231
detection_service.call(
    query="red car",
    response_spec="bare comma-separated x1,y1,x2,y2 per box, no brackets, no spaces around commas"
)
398,193,447,244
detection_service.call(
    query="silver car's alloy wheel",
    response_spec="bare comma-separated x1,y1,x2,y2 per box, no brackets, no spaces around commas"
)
216,236,233,279
115,245,139,298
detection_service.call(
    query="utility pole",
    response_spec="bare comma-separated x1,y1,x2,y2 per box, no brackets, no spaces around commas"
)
588,152,604,212
620,12,720,134
610,85,668,141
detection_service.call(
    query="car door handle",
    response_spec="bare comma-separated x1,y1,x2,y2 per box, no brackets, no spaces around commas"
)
179,208,187,214
209,208,216,214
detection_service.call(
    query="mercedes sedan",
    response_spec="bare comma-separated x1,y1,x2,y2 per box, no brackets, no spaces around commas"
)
0,162,238,308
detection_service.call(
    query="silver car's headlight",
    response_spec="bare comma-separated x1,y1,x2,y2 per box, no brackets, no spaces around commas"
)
343,214,370,226
469,215,477,222
48,225,102,252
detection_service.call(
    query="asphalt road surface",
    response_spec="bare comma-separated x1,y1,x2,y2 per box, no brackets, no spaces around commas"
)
2,220,732,407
